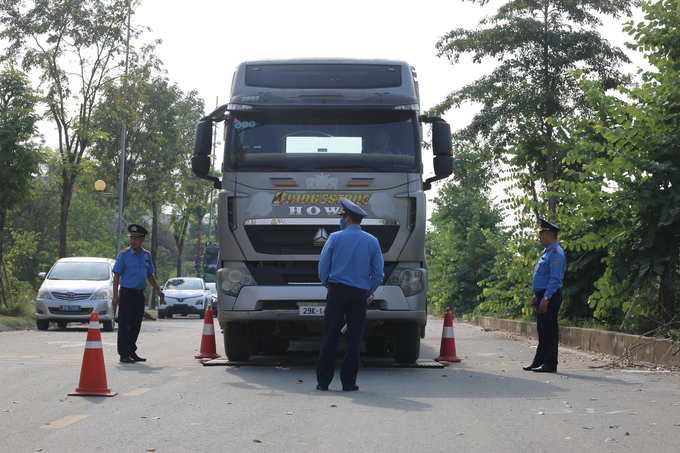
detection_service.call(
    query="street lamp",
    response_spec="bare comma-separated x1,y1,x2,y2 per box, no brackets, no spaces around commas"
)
94,180,125,254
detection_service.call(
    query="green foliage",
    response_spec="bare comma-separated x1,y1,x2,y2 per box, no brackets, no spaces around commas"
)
427,145,504,314
557,0,680,325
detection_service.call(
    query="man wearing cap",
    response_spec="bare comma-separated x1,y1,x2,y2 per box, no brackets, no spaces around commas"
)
113,224,165,363
316,198,384,391
524,218,566,373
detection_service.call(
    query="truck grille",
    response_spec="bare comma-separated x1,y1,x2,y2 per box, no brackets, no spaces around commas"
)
244,224,399,255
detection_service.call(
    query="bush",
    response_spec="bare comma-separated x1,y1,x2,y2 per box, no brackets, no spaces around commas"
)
0,288,36,319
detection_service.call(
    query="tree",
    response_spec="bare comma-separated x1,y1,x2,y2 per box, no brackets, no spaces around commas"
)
0,67,42,304
431,0,632,215
559,0,680,325
427,144,504,314
0,0,144,258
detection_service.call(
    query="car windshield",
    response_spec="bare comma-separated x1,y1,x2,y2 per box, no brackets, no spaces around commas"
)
226,109,419,173
205,283,216,294
48,262,110,281
165,279,203,290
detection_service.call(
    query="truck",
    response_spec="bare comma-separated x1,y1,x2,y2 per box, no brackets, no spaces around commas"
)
191,59,453,363
201,242,219,283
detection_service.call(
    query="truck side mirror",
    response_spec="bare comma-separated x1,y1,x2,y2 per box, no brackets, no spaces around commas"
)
424,121,454,190
191,119,221,189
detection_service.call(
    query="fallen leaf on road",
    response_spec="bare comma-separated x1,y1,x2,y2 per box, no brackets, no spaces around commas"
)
583,427,593,429
561,376,569,379
253,439,262,443
297,379,303,383
604,438,617,443
538,412,545,415
330,405,337,408
625,432,630,435
456,433,464,435
441,375,448,377
152,417,160,420
146,449,156,452
286,412,293,415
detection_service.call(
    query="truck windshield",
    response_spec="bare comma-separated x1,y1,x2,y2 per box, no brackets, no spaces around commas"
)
225,109,419,173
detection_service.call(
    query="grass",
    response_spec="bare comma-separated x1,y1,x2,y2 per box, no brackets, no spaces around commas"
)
0,294,36,330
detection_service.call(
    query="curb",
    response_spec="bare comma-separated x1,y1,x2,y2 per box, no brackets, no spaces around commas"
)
472,316,680,367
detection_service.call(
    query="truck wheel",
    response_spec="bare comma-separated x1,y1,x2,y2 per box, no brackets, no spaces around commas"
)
393,322,420,363
36,320,49,331
262,334,290,355
365,336,388,356
224,322,252,362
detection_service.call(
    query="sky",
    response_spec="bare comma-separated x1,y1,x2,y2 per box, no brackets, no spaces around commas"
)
39,0,650,219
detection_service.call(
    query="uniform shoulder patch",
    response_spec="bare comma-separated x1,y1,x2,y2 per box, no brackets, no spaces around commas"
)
121,248,130,254
553,247,557,253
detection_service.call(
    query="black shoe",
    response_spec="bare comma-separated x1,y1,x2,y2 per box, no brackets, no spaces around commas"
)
130,354,146,362
342,385,359,391
316,384,328,391
119,356,135,363
532,365,557,373
523,364,540,371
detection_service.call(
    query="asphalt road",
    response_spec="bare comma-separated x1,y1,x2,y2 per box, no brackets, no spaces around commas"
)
1,316,679,452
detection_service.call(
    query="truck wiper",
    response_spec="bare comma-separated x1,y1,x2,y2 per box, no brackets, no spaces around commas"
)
315,165,382,171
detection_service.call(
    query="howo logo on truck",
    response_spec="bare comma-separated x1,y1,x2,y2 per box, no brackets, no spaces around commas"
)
273,191,371,216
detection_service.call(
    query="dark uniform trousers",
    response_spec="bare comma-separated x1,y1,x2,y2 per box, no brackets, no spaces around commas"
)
317,283,367,387
117,287,146,357
533,288,562,368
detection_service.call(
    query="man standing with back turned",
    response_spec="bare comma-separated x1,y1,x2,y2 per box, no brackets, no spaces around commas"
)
524,218,566,373
317,198,384,391
113,224,165,363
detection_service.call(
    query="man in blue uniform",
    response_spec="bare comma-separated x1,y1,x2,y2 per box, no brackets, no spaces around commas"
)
113,224,165,363
524,218,566,373
317,198,384,391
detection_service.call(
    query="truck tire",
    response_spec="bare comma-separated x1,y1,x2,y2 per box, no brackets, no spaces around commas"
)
365,336,388,356
393,322,420,363
224,322,252,362
262,334,290,355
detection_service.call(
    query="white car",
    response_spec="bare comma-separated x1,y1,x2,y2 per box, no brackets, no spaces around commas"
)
35,257,116,331
158,277,211,319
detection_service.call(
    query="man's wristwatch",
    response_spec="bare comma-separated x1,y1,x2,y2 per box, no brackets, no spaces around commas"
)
542,296,549,302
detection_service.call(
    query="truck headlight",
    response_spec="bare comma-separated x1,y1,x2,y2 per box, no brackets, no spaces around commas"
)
217,266,256,296
387,268,425,296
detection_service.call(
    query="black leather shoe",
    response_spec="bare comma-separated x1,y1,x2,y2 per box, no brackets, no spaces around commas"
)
523,364,540,371
532,365,557,373
131,354,146,362
119,356,135,363
316,384,328,391
342,385,359,391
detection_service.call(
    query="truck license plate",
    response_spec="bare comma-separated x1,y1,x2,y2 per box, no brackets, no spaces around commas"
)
60,305,81,311
299,306,325,316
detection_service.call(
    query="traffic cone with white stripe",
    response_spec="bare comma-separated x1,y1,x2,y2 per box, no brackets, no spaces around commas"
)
68,313,117,397
435,308,462,362
195,306,221,359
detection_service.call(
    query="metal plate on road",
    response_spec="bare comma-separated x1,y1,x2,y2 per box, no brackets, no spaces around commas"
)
299,306,325,316
360,358,445,368
59,305,81,311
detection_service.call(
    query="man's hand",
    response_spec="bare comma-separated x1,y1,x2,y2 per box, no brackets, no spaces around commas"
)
112,295,119,309
539,297,549,314
367,293,374,305
157,289,165,303
531,295,536,309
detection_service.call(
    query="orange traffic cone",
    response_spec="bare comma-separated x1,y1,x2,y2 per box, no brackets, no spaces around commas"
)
68,313,117,397
195,306,221,359
435,308,462,362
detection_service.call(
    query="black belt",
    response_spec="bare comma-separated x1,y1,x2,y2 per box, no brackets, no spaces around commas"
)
121,286,144,294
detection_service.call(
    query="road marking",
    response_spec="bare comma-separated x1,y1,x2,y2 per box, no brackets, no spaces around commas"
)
124,388,153,396
41,415,89,429
172,371,193,377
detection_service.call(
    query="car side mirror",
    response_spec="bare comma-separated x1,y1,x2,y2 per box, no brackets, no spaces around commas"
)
38,272,46,280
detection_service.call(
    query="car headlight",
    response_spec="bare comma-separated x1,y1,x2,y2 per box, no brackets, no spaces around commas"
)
217,266,256,296
37,288,51,299
387,268,426,296
92,288,111,300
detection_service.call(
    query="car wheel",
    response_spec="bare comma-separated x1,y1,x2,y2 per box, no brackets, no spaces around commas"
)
393,322,420,363
224,322,252,362
57,321,67,329
102,318,114,332
158,311,165,319
36,320,49,331
167,313,173,318
200,303,205,320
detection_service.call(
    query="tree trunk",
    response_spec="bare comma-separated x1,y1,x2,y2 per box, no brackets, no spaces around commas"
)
659,261,677,325
58,171,76,258
195,217,203,278
0,209,10,307
174,217,188,277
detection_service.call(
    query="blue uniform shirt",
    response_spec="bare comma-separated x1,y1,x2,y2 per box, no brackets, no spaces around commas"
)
532,242,566,299
318,225,384,293
113,247,155,290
